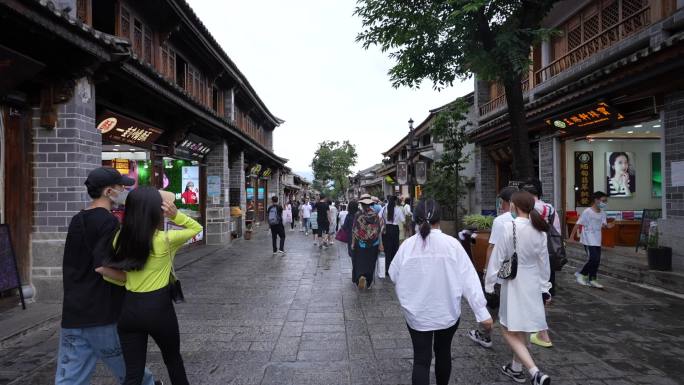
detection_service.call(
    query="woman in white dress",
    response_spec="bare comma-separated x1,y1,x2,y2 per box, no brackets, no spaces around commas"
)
485,191,552,385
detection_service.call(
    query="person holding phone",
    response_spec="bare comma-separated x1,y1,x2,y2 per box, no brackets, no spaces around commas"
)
98,187,202,385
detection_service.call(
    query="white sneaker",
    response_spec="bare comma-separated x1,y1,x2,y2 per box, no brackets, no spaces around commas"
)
575,272,589,286
313,241,318,246
277,250,286,256
588,280,604,289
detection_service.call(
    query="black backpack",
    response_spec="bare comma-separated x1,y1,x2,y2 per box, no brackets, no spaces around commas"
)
547,211,568,271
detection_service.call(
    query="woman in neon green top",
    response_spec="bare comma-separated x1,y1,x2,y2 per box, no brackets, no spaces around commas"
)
104,186,201,385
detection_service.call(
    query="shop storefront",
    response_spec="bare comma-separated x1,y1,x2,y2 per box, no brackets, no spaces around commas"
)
549,103,663,248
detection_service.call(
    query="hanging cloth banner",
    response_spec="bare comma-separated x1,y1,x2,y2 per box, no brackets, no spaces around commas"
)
396,162,408,185
415,161,427,185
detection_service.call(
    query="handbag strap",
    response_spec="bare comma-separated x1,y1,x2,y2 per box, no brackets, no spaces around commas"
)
512,222,517,253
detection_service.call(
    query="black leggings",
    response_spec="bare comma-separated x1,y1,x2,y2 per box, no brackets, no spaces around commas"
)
270,224,285,252
382,224,400,273
118,286,189,385
407,320,460,385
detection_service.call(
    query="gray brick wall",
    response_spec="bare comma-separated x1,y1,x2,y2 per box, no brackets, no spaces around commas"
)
538,136,556,207
474,145,497,213
31,77,100,301
205,140,230,245
229,150,246,234
660,91,684,271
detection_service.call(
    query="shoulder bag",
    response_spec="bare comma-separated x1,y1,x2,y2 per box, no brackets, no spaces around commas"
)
497,222,518,280
546,211,568,271
165,230,185,303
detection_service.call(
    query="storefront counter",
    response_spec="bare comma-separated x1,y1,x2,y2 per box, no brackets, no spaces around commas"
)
566,218,640,247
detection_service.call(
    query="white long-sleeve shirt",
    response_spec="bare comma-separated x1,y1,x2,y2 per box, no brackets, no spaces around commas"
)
389,229,491,331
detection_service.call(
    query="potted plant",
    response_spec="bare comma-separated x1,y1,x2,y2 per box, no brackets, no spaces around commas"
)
462,214,494,273
646,221,672,271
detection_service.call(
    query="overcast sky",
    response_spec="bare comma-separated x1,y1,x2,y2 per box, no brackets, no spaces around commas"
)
187,0,473,179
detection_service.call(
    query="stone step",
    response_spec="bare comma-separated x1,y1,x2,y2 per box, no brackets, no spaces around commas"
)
566,244,684,295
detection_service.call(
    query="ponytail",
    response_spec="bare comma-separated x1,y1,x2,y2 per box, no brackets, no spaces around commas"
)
414,198,441,240
529,209,550,233
419,221,431,240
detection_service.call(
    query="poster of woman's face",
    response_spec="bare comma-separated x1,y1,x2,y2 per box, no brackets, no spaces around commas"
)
606,152,636,197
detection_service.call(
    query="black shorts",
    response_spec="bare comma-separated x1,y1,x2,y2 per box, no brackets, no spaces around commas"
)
318,222,330,234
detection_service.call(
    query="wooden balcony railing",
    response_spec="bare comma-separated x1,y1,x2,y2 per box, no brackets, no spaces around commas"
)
535,6,651,85
478,77,530,117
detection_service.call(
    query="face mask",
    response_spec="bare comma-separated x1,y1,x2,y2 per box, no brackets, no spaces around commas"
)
598,202,608,210
109,188,128,205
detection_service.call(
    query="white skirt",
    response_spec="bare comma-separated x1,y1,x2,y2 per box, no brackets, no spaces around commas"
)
498,264,548,332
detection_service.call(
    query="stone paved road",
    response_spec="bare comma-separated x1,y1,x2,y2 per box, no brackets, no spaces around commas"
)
2,227,684,384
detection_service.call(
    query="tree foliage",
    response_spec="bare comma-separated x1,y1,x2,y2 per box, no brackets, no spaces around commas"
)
355,0,560,179
422,98,471,222
311,141,358,199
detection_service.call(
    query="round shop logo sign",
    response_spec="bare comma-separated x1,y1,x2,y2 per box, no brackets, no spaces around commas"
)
553,120,566,129
578,153,591,163
97,117,118,134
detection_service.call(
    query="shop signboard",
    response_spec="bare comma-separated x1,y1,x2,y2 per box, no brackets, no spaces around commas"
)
97,110,163,148
175,134,213,160
574,151,594,207
396,162,408,185
415,161,427,185
545,102,624,130
651,153,662,198
180,166,200,205
261,168,272,179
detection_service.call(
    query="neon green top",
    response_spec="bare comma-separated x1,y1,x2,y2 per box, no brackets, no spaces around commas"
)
111,212,203,293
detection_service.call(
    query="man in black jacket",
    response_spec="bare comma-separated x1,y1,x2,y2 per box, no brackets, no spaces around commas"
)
267,196,286,255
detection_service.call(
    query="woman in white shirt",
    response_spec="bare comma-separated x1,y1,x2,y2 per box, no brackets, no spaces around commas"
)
380,195,405,274
485,191,552,385
389,199,492,385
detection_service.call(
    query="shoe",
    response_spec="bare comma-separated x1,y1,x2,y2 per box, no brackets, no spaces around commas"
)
272,251,278,256
530,333,553,348
467,329,493,348
588,280,604,289
575,272,589,286
154,381,164,385
314,241,318,246
358,276,367,289
277,250,286,255
531,371,550,385
500,364,526,383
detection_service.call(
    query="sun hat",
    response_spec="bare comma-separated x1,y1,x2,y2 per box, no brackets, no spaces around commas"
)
358,194,373,205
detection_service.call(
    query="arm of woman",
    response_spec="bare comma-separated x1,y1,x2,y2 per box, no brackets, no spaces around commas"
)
484,228,508,293
457,244,492,323
167,211,204,250
95,266,126,282
539,234,552,294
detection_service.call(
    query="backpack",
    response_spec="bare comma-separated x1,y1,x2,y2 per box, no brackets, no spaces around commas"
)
354,212,381,243
546,210,567,271
268,205,281,226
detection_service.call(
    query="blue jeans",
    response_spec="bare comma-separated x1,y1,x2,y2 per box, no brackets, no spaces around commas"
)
55,323,156,385
302,218,310,232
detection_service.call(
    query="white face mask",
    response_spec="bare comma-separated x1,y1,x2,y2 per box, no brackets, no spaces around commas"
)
108,188,128,205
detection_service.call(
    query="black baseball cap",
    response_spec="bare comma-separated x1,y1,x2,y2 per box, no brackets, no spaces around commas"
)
85,167,135,189
498,186,518,202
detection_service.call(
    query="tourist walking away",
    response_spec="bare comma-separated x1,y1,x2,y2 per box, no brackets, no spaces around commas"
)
291,199,300,231
403,197,414,237
267,196,286,255
389,199,493,385
310,207,319,245
351,194,382,289
519,178,558,348
300,199,311,235
468,185,518,349
485,191,552,385
282,200,293,233
315,195,331,248
329,200,339,233
569,191,614,288
56,167,159,385
100,187,202,385
338,203,349,229
380,195,405,274
341,201,358,257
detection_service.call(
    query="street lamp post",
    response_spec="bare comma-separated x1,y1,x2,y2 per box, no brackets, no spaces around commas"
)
407,118,415,199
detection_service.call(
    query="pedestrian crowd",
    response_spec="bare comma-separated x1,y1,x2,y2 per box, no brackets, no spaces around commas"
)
59,166,611,385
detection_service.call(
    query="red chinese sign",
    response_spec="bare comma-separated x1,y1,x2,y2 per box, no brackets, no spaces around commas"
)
97,110,163,148
546,102,624,130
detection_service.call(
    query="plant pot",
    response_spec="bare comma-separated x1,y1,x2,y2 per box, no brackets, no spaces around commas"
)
472,230,491,273
647,247,672,271
244,230,252,240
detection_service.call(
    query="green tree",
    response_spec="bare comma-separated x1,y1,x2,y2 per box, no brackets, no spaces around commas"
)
422,98,471,224
355,0,559,179
311,141,358,199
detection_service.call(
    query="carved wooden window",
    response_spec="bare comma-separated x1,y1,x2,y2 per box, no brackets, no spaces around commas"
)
77,0,91,25
622,0,645,18
601,1,619,29
120,7,131,38
144,29,153,64
133,19,143,57
583,14,600,41
160,43,176,81
118,5,154,65
567,27,582,51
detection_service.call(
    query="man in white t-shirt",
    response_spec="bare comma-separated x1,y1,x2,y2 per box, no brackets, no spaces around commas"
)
300,200,312,236
569,191,614,289
468,186,517,350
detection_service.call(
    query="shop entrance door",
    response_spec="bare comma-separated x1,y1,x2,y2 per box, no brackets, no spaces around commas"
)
2,106,32,282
